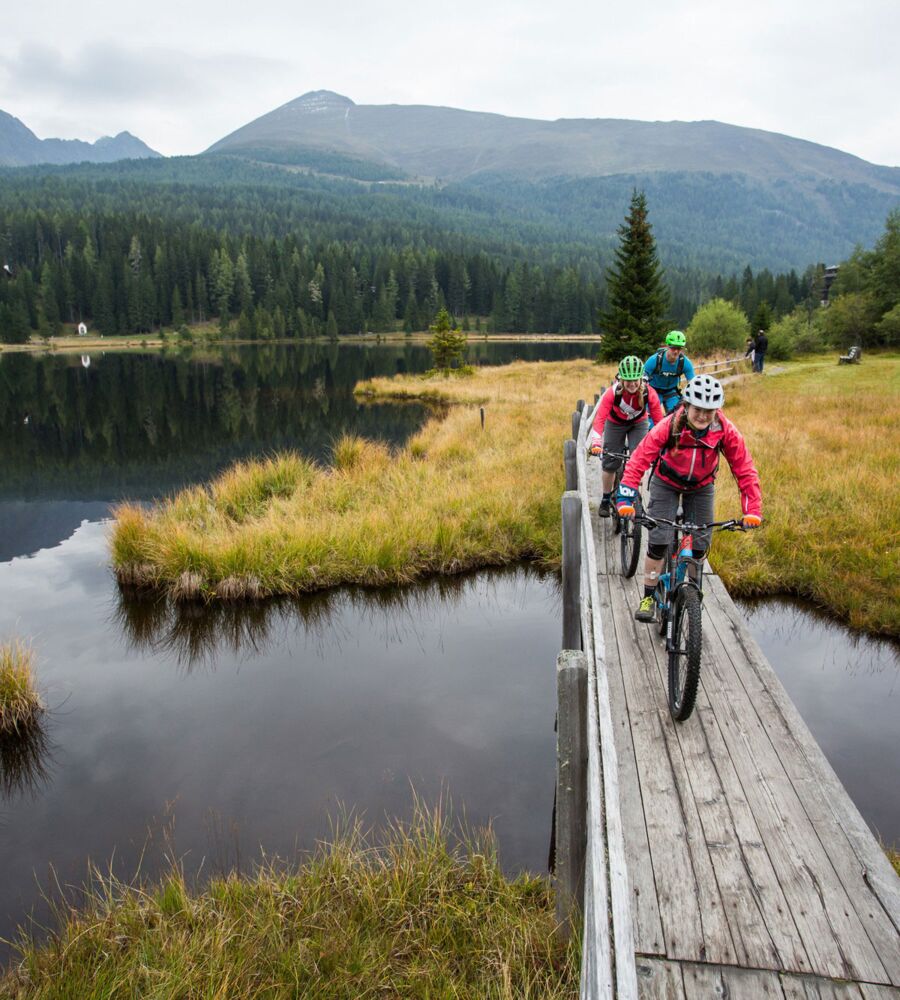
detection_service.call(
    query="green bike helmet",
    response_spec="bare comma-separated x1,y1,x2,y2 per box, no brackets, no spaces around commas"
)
617,355,644,381
665,330,686,348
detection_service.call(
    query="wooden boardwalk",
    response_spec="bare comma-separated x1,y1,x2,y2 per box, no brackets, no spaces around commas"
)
568,438,900,998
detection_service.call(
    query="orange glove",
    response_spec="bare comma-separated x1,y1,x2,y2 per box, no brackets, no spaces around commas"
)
589,444,602,456
742,514,762,529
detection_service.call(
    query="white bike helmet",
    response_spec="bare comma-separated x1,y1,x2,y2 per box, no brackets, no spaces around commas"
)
682,374,724,410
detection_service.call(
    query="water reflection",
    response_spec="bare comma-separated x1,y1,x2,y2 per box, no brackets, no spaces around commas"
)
739,594,900,677
737,595,900,842
115,569,558,672
0,341,596,505
0,718,53,801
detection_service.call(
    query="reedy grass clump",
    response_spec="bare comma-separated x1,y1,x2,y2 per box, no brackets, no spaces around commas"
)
0,640,43,735
711,355,900,635
111,361,600,601
2,805,579,999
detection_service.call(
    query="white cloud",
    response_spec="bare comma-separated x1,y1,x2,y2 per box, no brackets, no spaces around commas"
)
0,0,898,163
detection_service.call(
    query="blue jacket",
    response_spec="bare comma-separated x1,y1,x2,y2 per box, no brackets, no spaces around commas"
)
643,350,696,412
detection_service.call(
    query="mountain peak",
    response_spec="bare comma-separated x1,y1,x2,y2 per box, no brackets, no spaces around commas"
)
290,90,355,113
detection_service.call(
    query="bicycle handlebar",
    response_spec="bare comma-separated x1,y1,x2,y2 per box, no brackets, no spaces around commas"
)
636,514,746,533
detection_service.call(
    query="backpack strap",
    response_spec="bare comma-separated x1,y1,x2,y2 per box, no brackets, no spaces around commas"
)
652,349,665,377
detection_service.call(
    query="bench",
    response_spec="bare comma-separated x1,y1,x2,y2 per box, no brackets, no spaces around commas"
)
839,345,862,364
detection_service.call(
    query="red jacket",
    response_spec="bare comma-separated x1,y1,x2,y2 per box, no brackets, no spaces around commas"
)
621,411,762,517
589,381,665,447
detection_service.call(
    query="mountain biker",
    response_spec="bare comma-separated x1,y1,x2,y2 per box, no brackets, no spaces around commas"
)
588,356,665,517
644,330,696,414
615,374,762,622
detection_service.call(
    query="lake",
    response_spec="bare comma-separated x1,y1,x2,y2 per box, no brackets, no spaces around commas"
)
0,341,897,958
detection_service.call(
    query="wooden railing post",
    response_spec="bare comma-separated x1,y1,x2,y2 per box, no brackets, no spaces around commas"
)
571,410,581,442
564,439,578,492
555,648,587,938
561,491,582,651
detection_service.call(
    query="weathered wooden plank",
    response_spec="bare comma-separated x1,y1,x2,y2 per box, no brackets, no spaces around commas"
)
697,590,888,983
578,545,614,1000
556,649,588,935
621,567,814,974
635,957,686,999
705,574,900,984
682,962,785,998
577,448,639,998
606,577,735,964
594,567,666,957
780,974,865,998
857,984,900,999
640,630,808,972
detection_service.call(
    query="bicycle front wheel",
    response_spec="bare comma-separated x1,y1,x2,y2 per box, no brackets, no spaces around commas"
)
620,516,642,577
668,586,702,721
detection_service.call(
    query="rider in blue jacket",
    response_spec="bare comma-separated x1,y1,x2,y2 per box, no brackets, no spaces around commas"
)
644,330,696,414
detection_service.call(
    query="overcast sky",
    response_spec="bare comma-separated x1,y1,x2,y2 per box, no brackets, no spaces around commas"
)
2,0,898,165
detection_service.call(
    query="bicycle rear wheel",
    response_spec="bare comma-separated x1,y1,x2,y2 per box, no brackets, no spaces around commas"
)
668,586,702,721
620,516,642,577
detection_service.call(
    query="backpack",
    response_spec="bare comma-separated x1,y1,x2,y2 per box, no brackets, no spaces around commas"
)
651,348,685,379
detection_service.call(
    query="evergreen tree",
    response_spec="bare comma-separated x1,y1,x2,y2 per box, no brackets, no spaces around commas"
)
427,307,467,371
598,191,669,359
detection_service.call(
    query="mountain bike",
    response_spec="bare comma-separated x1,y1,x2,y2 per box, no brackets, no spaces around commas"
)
604,449,642,578
636,511,745,721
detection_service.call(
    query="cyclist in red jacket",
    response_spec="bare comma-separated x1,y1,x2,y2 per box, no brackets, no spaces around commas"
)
589,355,665,517
615,374,763,622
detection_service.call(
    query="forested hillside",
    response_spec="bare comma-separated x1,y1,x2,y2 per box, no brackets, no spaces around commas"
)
0,157,822,341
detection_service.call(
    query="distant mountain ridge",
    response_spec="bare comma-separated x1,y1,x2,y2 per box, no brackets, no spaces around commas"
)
0,110,160,166
207,90,899,189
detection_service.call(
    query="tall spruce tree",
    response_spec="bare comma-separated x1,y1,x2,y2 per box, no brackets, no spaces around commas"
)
598,191,670,360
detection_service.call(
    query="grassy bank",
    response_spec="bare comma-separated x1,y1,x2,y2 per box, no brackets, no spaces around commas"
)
711,355,900,635
1,808,578,999
110,354,899,634
111,360,596,599
0,640,42,735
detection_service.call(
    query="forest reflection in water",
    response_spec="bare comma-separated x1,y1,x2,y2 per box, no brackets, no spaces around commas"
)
114,567,559,672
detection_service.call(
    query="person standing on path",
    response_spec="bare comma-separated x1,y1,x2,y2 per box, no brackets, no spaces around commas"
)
753,328,768,373
644,331,696,414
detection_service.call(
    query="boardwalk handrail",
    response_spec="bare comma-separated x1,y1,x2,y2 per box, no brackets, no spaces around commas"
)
694,354,746,375
573,402,637,999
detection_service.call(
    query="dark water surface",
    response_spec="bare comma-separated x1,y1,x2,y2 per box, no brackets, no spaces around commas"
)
737,597,900,845
0,528,559,954
0,341,587,955
0,342,897,959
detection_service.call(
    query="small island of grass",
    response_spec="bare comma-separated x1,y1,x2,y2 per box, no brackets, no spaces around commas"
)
111,354,900,636
0,640,42,736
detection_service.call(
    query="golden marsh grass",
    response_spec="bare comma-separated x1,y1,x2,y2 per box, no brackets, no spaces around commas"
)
0,640,43,735
111,360,600,600
110,355,899,635
2,803,579,998
712,355,900,635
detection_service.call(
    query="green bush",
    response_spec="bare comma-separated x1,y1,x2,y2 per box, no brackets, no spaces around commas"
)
766,308,826,360
687,298,749,354
874,303,900,347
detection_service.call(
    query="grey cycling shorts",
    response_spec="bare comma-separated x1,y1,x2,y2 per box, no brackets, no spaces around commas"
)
601,420,650,471
647,478,715,552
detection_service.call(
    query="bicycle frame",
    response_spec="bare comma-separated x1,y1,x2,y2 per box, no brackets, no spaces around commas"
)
638,512,742,625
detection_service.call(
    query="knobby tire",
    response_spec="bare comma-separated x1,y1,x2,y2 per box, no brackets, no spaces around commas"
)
620,517,641,578
668,586,702,721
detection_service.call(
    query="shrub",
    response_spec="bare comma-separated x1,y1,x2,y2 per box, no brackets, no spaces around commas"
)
687,298,750,354
766,308,827,360
0,640,43,734
821,292,880,348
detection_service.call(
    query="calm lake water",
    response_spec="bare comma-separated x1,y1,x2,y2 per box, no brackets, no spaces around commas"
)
0,341,897,957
